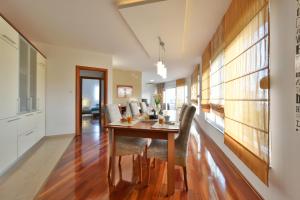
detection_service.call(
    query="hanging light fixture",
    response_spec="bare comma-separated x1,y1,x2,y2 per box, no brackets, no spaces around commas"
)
156,37,167,79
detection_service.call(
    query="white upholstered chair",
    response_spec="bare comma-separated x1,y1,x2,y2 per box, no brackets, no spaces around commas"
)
140,102,149,114
106,104,148,183
129,102,140,117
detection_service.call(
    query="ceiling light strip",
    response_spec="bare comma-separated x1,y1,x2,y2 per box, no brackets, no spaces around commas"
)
117,0,168,9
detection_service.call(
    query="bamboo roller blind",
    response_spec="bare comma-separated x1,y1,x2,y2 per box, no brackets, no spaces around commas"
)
200,0,270,184
191,65,199,104
176,78,186,87
201,44,211,112
224,4,269,184
176,78,186,108
210,52,225,117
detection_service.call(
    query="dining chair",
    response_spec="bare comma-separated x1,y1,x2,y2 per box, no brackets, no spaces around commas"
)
146,105,196,191
140,102,148,114
150,103,188,169
129,102,140,117
179,103,189,122
106,104,148,183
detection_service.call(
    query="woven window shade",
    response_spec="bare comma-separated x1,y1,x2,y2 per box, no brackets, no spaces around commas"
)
191,65,199,104
211,17,225,61
176,78,186,87
224,4,270,184
176,78,186,108
201,44,211,112
210,52,225,117
224,0,269,47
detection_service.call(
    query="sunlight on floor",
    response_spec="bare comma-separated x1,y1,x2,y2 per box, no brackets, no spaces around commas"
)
0,135,73,200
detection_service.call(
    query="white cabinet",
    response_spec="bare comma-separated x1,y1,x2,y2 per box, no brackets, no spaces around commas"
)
19,38,38,113
0,16,47,174
36,111,45,143
37,53,46,112
0,17,19,120
35,53,46,143
0,17,19,48
18,113,37,157
0,117,20,173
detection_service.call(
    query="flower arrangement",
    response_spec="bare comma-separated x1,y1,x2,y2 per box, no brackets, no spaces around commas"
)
153,94,163,115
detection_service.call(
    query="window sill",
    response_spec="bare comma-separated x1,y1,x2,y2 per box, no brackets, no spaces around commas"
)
205,118,224,134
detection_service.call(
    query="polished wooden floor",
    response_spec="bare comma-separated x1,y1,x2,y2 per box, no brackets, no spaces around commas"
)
35,119,262,200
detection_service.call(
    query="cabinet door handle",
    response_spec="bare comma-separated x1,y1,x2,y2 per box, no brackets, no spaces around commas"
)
25,113,34,117
7,118,21,123
25,131,34,136
1,34,16,45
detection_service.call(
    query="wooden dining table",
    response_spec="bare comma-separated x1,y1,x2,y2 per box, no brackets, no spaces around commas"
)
105,119,179,196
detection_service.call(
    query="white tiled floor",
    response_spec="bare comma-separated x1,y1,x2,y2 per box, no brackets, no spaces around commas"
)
0,135,74,200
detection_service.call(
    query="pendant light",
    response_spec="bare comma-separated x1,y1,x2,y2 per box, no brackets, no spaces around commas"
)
156,37,167,79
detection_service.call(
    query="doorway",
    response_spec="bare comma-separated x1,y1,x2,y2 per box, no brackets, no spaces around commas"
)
76,66,108,136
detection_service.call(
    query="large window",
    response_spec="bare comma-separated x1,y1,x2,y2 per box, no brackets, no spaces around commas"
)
162,81,176,110
176,79,187,109
205,52,225,131
161,80,187,111
224,6,269,169
191,65,199,104
200,1,270,184
164,87,176,110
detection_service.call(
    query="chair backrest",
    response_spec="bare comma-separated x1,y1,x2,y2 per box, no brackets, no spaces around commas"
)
176,105,196,154
125,103,132,117
178,104,188,122
106,104,122,123
129,102,140,116
140,102,148,113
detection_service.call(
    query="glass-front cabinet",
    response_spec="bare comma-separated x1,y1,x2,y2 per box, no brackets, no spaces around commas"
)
29,47,37,111
19,37,37,113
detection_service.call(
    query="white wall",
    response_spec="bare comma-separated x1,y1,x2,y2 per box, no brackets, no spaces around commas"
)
35,43,113,136
196,1,300,199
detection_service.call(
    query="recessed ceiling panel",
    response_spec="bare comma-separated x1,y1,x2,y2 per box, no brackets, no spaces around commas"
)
119,0,186,61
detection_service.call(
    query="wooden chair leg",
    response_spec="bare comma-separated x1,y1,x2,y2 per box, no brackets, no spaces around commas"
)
151,158,156,168
132,155,135,166
108,156,112,184
144,146,148,160
138,155,142,183
183,166,188,191
118,159,123,181
118,156,122,166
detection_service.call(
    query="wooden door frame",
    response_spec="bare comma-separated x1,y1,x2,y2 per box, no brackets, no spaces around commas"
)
76,65,108,136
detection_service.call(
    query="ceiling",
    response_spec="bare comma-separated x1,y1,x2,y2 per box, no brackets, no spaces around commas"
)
0,0,230,83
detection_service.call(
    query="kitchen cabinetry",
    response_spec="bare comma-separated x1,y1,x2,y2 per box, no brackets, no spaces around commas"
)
0,17,19,120
0,15,47,175
36,111,45,143
37,53,46,112
0,117,20,173
18,113,37,157
19,37,37,113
